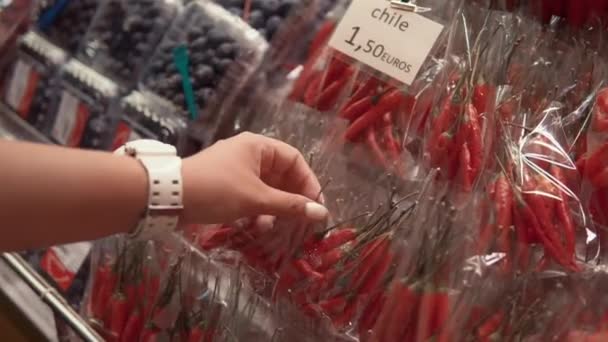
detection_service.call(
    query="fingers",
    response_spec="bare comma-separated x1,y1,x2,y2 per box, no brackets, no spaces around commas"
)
257,136,322,201
258,187,328,221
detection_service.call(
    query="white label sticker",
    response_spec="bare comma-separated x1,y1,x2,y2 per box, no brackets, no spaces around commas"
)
51,242,91,274
329,0,444,85
6,60,32,109
51,91,79,145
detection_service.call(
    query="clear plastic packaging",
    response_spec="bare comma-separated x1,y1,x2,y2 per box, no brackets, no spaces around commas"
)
79,0,181,87
35,0,102,54
2,31,67,128
109,91,188,154
213,0,298,41
45,58,120,150
140,0,267,145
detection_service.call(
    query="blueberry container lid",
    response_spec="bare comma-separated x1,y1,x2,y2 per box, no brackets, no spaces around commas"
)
62,59,119,99
19,31,67,67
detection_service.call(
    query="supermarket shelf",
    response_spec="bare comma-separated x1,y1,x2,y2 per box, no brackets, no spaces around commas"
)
0,257,58,341
1,253,103,342
0,103,52,143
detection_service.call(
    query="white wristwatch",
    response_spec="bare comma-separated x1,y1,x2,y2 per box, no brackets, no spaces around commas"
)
114,139,183,239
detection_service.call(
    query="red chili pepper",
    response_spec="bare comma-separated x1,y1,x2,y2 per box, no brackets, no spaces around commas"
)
198,226,235,250
303,72,323,107
351,237,389,289
310,248,344,272
513,206,532,271
188,326,205,342
551,166,576,257
382,113,401,153
293,259,324,280
109,293,129,338
345,76,380,108
465,103,483,176
308,20,336,59
586,143,608,179
459,143,474,192
121,309,144,342
477,311,504,339
378,282,420,342
317,68,353,111
340,95,375,121
333,299,358,328
359,250,393,296
124,283,138,315
95,269,117,323
472,83,495,127
358,291,386,337
519,192,578,271
308,228,357,254
322,57,349,89
430,92,462,143
591,167,608,188
365,128,388,168
318,295,348,315
140,326,162,342
496,175,513,269
90,264,111,319
345,89,405,141
429,132,454,168
431,292,450,338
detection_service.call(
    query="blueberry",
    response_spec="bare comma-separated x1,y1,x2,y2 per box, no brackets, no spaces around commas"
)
266,15,282,36
193,65,215,86
202,50,217,64
200,88,216,102
168,74,182,89
207,28,230,48
188,28,205,42
261,0,280,15
247,10,265,28
278,0,296,16
190,36,208,50
173,93,185,107
215,58,233,74
216,42,237,58
190,52,206,65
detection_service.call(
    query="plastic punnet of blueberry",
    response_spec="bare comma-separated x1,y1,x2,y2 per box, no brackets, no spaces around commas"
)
215,0,296,40
85,0,177,85
38,0,100,53
143,6,243,116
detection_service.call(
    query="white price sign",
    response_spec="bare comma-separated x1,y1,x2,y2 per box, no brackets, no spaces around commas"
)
329,0,444,85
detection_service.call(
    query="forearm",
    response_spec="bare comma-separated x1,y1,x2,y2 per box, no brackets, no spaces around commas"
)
0,139,147,251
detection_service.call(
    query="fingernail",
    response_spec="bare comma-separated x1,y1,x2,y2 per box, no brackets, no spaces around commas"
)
305,202,329,221
319,193,326,205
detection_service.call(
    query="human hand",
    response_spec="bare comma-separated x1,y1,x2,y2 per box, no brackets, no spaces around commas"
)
180,132,328,225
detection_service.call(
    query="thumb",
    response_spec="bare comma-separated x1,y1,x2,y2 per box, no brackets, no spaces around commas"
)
260,187,329,221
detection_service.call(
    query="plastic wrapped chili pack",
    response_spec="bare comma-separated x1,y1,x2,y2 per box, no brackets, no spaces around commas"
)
2,31,66,129
80,0,182,87
110,91,188,153
35,0,102,54
46,58,119,150
84,232,274,341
